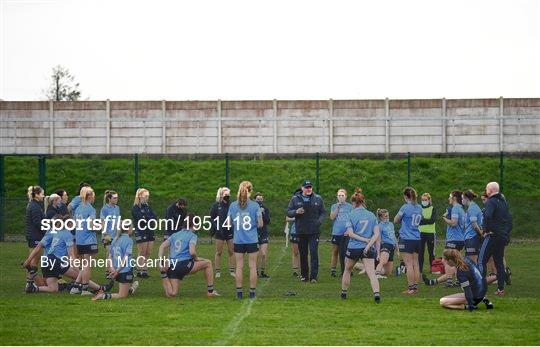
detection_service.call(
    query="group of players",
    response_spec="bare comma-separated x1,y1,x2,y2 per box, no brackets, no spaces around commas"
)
23,179,512,310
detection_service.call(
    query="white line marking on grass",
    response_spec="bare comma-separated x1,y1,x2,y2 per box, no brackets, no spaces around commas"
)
216,245,288,346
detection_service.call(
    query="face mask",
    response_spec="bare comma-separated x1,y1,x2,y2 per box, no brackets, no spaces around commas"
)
257,201,263,207
421,201,429,207
140,197,148,204
337,196,346,203
223,195,230,203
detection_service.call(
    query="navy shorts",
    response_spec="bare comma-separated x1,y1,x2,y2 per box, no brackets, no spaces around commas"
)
331,235,344,246
380,243,396,261
215,229,234,241
445,240,464,251
258,230,269,245
116,270,134,284
399,239,420,254
135,230,155,244
464,236,480,256
345,248,375,261
234,243,259,254
77,244,98,255
167,259,194,280
41,255,70,278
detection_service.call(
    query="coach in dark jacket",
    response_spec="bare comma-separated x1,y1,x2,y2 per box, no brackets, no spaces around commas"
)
478,181,513,295
286,180,326,282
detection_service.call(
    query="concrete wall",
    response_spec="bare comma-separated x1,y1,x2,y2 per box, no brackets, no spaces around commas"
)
1,98,539,154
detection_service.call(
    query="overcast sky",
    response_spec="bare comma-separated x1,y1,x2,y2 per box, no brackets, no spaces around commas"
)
1,0,539,101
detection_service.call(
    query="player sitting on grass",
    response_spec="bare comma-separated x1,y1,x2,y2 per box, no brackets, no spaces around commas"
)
158,213,220,298
431,249,494,311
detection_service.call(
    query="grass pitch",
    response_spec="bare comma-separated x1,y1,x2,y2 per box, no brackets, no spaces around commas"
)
0,239,539,345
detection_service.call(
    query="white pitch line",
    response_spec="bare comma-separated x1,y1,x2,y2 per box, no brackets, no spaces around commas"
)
216,245,288,346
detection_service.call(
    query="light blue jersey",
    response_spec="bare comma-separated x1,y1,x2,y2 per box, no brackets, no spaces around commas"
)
100,203,120,239
74,203,97,245
331,202,354,236
464,202,483,240
397,202,422,240
69,196,82,213
39,231,54,255
45,229,74,259
168,229,197,262
110,233,133,273
446,204,466,242
228,200,261,244
378,221,397,246
345,206,378,249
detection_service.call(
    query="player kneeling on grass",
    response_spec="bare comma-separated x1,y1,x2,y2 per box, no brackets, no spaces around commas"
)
374,209,397,279
93,224,139,300
429,249,493,311
23,214,113,294
341,188,381,303
158,213,220,298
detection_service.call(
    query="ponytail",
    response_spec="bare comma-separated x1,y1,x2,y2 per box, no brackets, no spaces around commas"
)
350,187,365,207
27,185,44,202
103,190,118,205
463,189,478,201
443,249,469,271
403,187,418,204
451,190,463,205
133,188,149,206
44,193,60,212
80,186,94,206
237,181,253,209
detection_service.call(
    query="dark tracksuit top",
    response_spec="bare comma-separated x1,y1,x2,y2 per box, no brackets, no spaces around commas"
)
131,203,158,233
209,201,232,236
286,192,326,235
46,203,66,220
457,257,488,306
257,205,271,236
164,203,186,236
483,193,513,242
26,200,45,242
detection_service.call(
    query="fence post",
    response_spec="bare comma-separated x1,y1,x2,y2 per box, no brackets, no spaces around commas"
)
315,152,320,194
273,99,278,153
385,98,390,154
217,100,222,154
106,99,111,154
162,100,167,154
499,151,504,193
49,101,54,154
134,153,139,193
38,155,46,192
499,96,504,152
441,98,447,153
225,153,230,188
407,152,411,187
328,99,334,153
0,154,5,241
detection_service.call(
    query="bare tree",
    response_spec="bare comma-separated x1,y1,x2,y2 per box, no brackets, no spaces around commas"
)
44,65,82,101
